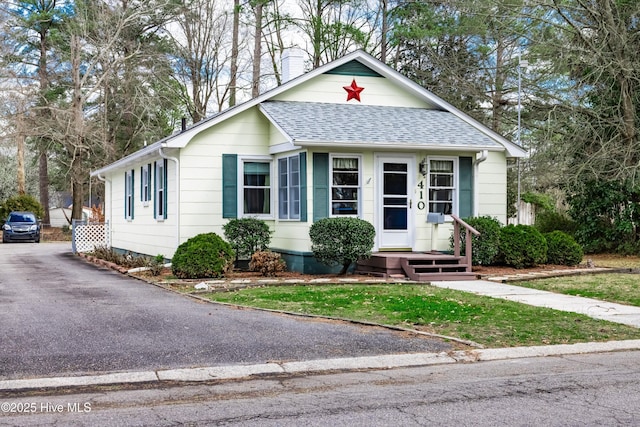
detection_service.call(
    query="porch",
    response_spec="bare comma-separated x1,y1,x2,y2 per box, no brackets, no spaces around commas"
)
355,215,480,282
355,252,477,281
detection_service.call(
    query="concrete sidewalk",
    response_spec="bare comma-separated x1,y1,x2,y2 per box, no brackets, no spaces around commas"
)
430,280,640,327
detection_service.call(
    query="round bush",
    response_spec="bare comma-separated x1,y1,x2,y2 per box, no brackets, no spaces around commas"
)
309,217,375,275
450,216,502,266
498,225,548,268
223,218,272,259
544,231,583,266
171,233,235,279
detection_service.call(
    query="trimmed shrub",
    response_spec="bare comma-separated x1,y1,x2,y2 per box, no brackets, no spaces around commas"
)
0,194,44,225
498,225,548,268
171,233,235,279
309,217,375,275
249,250,287,276
223,218,272,259
450,216,502,266
544,231,583,266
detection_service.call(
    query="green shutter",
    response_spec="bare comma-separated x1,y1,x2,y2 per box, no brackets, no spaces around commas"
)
299,152,307,222
124,172,128,218
140,166,143,201
313,153,329,221
153,161,157,218
222,154,238,218
131,169,135,219
459,157,473,218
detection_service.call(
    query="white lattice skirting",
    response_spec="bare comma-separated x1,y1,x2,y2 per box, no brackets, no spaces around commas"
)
72,221,110,253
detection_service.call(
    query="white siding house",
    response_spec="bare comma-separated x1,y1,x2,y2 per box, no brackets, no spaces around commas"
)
91,50,526,273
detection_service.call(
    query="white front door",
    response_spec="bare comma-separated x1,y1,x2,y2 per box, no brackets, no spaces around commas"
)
375,155,415,250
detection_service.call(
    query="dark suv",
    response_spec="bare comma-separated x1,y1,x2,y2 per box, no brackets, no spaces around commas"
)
2,211,41,243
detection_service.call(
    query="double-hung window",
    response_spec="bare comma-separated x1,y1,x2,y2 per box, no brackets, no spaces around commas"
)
242,159,272,217
141,164,151,205
125,169,134,220
427,157,456,215
330,156,360,216
155,159,167,219
278,155,300,220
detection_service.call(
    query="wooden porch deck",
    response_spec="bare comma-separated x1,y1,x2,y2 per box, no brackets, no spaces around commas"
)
355,252,478,282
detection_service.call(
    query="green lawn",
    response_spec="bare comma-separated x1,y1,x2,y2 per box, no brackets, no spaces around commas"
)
516,273,640,307
205,284,640,348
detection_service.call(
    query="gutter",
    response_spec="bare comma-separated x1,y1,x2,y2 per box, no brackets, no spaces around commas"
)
159,146,180,249
473,150,488,216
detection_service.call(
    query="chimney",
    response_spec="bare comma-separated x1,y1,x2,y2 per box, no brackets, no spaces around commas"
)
281,48,305,83
181,117,187,132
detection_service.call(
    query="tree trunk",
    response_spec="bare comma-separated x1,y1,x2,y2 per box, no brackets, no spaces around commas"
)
229,0,240,107
380,0,388,63
16,112,26,195
252,2,263,98
38,149,50,226
339,262,350,276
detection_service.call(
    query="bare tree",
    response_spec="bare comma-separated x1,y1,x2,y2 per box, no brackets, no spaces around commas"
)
296,0,372,68
538,0,640,184
260,0,294,87
171,0,242,117
46,0,173,220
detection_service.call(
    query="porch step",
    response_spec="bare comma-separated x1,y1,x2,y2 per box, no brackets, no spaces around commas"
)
355,253,477,282
400,257,472,282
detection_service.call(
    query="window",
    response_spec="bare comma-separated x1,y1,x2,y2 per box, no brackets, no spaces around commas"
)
278,155,300,219
242,160,271,216
427,157,456,215
125,169,134,220
330,156,360,216
155,159,167,219
141,164,151,204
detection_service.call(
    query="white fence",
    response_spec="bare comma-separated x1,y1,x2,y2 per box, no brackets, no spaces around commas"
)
72,220,110,253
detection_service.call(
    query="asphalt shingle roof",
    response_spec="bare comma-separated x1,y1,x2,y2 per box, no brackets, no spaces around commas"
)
260,101,502,149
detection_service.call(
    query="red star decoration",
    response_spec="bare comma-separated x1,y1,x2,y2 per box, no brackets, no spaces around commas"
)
343,79,364,102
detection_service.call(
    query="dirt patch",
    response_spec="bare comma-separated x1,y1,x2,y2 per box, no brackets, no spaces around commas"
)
41,227,72,242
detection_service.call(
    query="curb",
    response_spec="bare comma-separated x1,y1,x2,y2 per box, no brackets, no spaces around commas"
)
2,340,640,392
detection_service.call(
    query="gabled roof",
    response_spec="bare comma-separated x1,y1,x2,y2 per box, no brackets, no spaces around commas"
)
92,50,525,177
259,101,503,151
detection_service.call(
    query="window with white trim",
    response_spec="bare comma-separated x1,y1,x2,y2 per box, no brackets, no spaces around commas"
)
278,155,300,219
241,159,272,217
155,160,167,219
330,155,360,216
125,169,134,220
141,164,151,204
427,157,457,215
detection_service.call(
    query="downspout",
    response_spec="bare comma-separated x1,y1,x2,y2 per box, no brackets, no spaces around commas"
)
159,146,180,249
472,150,488,216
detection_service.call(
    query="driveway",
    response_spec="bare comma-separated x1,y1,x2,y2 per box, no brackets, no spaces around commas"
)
0,243,452,380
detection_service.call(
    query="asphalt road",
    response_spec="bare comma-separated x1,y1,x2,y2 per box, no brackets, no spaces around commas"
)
2,350,639,426
0,242,452,380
